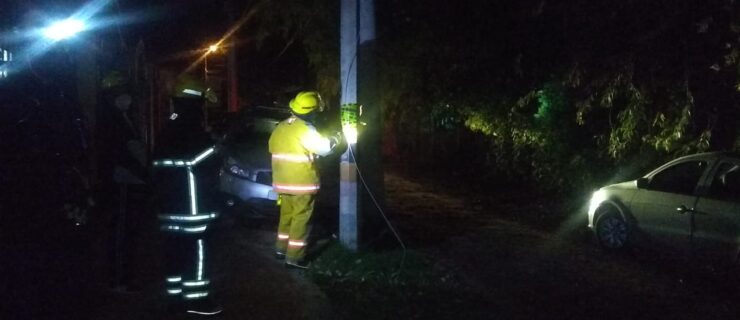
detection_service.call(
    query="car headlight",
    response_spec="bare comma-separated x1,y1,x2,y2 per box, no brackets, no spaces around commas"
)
588,189,607,216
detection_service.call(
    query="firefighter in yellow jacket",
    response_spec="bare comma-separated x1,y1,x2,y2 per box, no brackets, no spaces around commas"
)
269,91,340,269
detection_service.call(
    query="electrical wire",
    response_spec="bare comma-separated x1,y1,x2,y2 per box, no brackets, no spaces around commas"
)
346,141,407,271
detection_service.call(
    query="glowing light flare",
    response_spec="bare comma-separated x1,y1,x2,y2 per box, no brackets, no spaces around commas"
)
2,0,117,76
588,189,607,217
207,44,219,53
302,131,332,156
43,19,86,41
2,49,11,62
343,125,358,144
182,4,259,74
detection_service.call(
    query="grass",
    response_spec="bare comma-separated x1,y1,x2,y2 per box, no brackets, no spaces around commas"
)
308,243,482,320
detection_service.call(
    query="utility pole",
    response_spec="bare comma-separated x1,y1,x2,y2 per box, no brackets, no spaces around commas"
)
340,0,382,251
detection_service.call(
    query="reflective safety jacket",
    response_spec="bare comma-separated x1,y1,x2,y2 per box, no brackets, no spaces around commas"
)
152,146,220,234
269,116,333,195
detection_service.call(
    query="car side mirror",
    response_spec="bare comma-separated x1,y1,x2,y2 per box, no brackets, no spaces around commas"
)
636,177,649,189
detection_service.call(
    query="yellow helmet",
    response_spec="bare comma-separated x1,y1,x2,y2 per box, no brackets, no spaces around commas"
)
289,91,323,115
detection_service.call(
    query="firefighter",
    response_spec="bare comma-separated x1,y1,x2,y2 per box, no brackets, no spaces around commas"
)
269,91,341,269
151,74,222,316
99,70,147,291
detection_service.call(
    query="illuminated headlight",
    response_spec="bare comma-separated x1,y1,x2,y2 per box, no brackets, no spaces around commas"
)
588,189,607,217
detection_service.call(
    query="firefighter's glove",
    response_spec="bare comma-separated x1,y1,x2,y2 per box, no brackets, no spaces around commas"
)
329,132,342,149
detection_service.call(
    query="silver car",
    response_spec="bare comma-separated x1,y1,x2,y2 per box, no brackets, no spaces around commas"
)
588,152,740,261
219,106,289,219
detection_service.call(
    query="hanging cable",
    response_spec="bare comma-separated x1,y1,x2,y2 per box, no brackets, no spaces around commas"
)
346,141,407,271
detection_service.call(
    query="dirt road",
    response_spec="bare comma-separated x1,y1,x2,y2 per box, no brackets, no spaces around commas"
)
26,171,740,319
384,172,740,320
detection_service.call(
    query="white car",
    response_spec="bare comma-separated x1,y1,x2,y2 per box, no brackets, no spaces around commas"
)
588,152,740,261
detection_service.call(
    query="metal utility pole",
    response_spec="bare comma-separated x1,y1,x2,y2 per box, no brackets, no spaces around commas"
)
340,0,382,251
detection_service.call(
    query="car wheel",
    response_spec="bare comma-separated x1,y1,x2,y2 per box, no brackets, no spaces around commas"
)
594,206,630,251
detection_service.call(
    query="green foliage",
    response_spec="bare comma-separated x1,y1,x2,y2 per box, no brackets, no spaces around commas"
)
534,83,567,125
248,0,740,195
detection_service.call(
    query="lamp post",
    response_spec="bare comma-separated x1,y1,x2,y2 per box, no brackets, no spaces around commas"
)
204,44,218,82
202,44,220,126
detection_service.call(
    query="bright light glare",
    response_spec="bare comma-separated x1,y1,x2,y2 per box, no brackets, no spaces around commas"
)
207,44,219,53
588,189,607,217
302,131,332,156
43,19,86,41
343,125,358,144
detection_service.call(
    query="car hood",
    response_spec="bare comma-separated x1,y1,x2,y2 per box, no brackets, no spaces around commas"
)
601,180,638,191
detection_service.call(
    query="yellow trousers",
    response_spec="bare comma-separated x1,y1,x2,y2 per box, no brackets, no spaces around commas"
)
275,194,314,262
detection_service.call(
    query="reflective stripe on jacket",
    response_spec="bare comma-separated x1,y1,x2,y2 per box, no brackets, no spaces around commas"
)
157,212,219,234
269,116,332,195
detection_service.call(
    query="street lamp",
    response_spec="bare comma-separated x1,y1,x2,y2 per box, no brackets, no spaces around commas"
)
204,43,220,81
42,19,86,41
202,43,221,125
